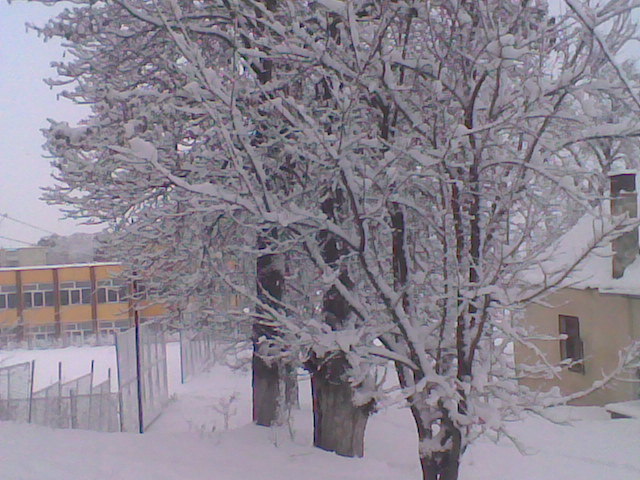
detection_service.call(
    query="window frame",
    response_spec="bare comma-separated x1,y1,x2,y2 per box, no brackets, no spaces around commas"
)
59,282,92,306
97,279,128,304
21,283,55,310
559,314,585,374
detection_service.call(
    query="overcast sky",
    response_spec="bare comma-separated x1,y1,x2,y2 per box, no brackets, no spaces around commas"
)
0,1,100,249
1,1,639,250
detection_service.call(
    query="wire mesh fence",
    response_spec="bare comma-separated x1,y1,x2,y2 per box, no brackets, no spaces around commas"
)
0,361,33,423
28,362,120,432
116,322,169,433
30,379,64,428
0,359,119,432
179,329,217,383
116,325,139,433
1,322,170,434
84,378,120,432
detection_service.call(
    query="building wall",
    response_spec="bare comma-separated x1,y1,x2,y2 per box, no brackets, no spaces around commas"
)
0,247,48,267
22,267,55,327
516,287,639,405
0,263,167,343
0,270,19,330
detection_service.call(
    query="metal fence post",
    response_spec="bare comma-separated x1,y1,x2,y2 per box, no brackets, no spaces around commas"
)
27,360,35,423
134,306,144,434
70,389,78,429
88,360,95,430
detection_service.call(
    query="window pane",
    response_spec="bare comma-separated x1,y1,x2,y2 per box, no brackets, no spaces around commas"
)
118,286,128,301
60,291,69,306
34,292,44,307
71,290,81,305
97,288,106,303
23,293,32,309
559,314,584,373
44,291,55,307
0,295,5,309
559,315,580,336
81,289,92,305
7,293,17,309
108,289,118,302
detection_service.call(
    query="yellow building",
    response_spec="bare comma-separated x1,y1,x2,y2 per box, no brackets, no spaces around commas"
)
0,262,166,345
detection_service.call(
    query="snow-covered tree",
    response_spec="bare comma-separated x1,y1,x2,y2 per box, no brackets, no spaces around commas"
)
34,0,640,478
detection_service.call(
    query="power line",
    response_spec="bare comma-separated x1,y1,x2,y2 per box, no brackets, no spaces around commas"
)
0,213,58,236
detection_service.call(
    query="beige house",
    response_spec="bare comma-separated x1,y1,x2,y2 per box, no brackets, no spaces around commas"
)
516,172,640,406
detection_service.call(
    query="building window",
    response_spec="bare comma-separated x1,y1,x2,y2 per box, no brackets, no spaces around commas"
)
97,279,128,304
559,314,585,374
21,284,55,310
0,285,17,309
59,281,91,306
0,294,16,309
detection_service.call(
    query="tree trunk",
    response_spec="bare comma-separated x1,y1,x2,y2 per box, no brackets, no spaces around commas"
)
308,195,371,457
250,0,300,427
310,353,369,457
410,403,463,480
253,242,296,426
417,435,462,480
419,454,461,480
252,349,280,426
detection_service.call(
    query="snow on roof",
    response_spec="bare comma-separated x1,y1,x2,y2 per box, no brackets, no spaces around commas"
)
605,400,640,418
0,262,121,273
524,208,640,296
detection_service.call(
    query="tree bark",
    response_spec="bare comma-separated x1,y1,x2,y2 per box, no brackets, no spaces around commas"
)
409,404,463,480
310,352,369,457
250,0,299,427
308,195,371,457
253,243,295,426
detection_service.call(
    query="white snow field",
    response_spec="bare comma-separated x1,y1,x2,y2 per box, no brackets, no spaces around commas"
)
1,344,639,480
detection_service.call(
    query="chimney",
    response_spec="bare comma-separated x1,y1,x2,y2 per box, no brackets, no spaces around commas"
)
610,172,638,278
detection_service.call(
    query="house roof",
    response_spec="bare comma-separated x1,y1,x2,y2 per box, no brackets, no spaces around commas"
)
0,262,121,273
524,208,640,297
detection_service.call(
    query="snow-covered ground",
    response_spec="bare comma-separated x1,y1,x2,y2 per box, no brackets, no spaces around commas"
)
1,344,639,480
0,342,182,392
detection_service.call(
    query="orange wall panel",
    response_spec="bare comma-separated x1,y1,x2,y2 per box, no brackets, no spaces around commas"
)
94,265,123,280
0,310,19,327
139,303,168,317
59,305,92,323
0,271,16,286
22,269,54,284
23,307,56,326
58,267,92,283
97,303,130,320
